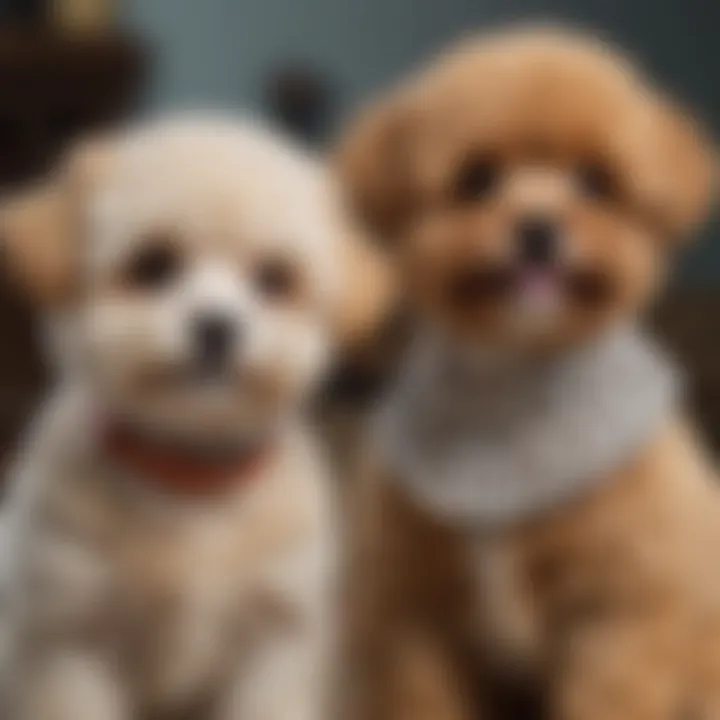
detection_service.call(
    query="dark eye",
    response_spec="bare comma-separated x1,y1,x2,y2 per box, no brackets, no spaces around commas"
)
254,257,299,301
123,240,182,290
453,157,500,203
576,163,616,201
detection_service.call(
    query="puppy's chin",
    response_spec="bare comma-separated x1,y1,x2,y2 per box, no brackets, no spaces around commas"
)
103,389,281,448
92,364,294,447
443,263,620,353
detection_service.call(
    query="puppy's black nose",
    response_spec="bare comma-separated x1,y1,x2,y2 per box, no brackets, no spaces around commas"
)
192,313,237,370
517,217,557,266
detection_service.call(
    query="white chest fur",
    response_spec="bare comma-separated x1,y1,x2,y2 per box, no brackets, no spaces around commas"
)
118,506,251,705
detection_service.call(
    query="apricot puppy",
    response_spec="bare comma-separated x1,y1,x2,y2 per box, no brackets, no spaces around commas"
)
0,116,386,720
338,28,720,720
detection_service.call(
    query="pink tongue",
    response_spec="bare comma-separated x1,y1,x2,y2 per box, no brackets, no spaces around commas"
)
518,270,558,298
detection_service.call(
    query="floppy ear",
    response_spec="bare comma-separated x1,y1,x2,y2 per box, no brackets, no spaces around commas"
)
0,138,113,306
335,92,415,244
0,181,75,305
645,99,717,241
333,220,396,349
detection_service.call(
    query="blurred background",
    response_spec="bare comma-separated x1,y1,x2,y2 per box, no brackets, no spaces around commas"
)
0,0,718,471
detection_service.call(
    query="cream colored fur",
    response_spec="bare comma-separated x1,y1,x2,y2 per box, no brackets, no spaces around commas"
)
0,116,388,720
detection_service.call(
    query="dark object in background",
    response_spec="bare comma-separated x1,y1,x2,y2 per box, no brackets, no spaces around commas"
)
264,64,331,146
0,0,47,26
650,290,720,450
321,304,411,407
0,32,147,185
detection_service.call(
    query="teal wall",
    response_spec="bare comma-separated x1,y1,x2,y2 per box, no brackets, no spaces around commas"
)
122,0,488,119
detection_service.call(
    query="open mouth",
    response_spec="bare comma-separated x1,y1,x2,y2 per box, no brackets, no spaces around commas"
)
447,264,615,313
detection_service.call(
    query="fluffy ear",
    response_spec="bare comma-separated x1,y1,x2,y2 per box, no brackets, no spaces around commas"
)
333,221,396,350
0,137,113,306
335,92,415,244
0,181,75,305
644,99,717,240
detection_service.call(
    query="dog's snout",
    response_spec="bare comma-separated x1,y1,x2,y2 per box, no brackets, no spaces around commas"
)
517,217,557,266
192,313,238,368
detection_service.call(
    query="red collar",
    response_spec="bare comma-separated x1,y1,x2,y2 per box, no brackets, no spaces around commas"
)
101,421,272,499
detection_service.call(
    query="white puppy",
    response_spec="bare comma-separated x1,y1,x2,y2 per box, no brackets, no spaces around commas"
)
0,117,388,720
